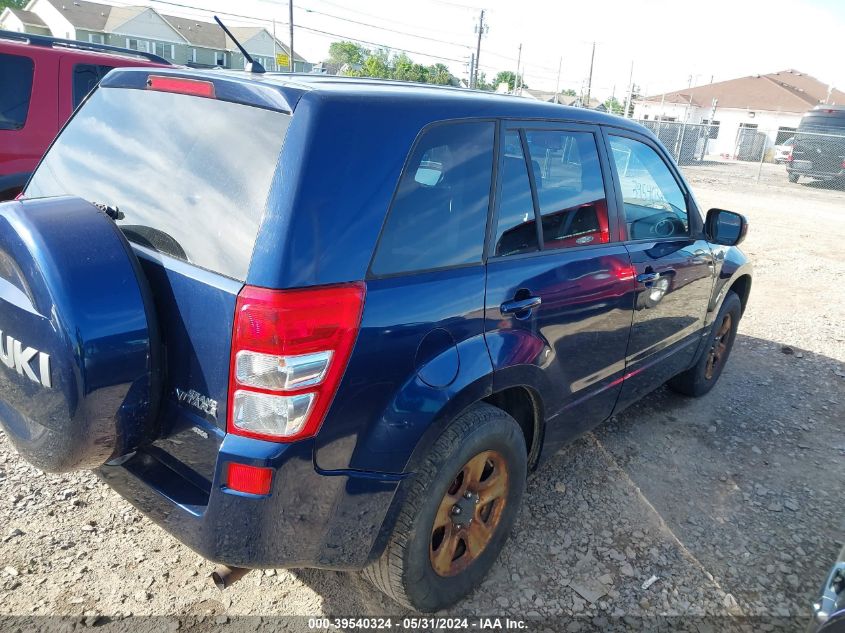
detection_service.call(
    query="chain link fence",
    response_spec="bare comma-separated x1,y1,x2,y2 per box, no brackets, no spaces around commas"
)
631,119,845,189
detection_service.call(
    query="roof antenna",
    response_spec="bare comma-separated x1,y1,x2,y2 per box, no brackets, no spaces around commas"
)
213,15,265,73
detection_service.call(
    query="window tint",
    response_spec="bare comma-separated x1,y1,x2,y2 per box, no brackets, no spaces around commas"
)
25,87,290,281
0,53,34,131
72,64,114,108
494,131,538,256
524,130,610,249
608,136,688,241
371,122,494,275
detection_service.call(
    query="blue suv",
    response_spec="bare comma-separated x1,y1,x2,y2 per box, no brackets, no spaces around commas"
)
0,68,751,612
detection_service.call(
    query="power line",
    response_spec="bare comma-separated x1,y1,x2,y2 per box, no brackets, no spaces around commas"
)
297,6,472,49
292,0,470,38
290,25,470,62
143,0,470,63
423,0,483,11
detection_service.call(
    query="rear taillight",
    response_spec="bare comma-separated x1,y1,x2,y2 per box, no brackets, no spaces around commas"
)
227,283,365,442
786,151,794,162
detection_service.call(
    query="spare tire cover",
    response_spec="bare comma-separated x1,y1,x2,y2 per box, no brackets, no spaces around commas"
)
0,196,160,472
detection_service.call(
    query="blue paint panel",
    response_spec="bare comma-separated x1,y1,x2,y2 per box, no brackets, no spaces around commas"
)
314,266,490,473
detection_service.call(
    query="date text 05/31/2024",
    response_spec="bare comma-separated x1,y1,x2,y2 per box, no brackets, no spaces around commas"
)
307,618,528,630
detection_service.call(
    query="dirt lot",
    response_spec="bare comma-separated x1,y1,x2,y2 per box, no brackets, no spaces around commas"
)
1,161,843,631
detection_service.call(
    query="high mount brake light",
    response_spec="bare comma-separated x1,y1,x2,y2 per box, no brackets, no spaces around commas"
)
147,75,216,99
227,283,366,442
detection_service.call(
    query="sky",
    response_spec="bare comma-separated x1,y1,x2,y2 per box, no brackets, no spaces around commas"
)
135,0,845,101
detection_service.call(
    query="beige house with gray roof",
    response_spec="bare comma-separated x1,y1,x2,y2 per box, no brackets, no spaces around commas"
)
0,0,311,71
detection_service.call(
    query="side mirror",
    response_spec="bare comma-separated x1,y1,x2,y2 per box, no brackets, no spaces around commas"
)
705,208,748,246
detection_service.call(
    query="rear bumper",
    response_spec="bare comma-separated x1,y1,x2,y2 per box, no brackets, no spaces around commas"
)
96,434,402,570
787,163,845,180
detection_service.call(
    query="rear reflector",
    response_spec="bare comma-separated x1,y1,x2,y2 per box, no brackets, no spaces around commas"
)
227,282,365,442
147,75,216,99
226,463,273,495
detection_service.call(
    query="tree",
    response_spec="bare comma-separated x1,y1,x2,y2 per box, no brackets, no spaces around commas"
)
561,88,577,97
0,0,26,8
392,53,428,83
330,41,459,86
475,72,494,91
326,41,367,67
603,96,624,115
492,71,527,92
355,55,391,79
427,63,453,86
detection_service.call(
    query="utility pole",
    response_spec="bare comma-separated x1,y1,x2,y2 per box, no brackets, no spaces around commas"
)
272,18,277,71
584,41,595,107
468,53,475,88
288,0,294,72
624,59,634,118
554,56,562,103
514,43,522,94
472,9,486,89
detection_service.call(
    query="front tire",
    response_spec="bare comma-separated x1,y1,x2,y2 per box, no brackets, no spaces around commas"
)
363,403,527,612
788,173,799,183
668,291,742,397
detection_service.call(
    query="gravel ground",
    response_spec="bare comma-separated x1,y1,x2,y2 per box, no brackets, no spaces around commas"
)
0,162,843,631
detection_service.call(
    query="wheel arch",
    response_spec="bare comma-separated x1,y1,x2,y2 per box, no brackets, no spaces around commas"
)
729,273,752,314
483,384,544,470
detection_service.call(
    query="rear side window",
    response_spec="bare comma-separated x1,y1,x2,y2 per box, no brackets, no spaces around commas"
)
524,130,610,249
370,121,494,276
0,53,34,131
72,64,115,108
25,86,290,281
494,131,538,256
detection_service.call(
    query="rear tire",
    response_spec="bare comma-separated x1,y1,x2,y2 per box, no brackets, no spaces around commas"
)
668,291,742,397
363,403,526,612
788,173,799,183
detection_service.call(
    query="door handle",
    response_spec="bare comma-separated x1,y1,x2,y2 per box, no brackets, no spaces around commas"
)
636,272,661,284
500,296,542,315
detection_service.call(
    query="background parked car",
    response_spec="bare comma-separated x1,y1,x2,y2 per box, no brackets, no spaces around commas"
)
0,29,170,201
773,136,795,163
787,105,845,184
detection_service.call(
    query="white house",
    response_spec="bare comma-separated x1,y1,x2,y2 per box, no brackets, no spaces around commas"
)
0,0,311,71
632,70,845,158
0,7,50,34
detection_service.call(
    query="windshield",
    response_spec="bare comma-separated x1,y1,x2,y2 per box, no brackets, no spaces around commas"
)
797,113,845,137
25,86,291,281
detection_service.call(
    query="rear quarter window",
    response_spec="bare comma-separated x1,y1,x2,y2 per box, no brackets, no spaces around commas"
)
0,53,35,130
370,121,495,276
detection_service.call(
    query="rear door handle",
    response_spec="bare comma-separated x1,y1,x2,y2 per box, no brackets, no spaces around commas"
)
500,296,542,315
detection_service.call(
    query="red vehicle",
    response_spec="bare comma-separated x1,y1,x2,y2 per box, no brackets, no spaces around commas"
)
0,30,170,200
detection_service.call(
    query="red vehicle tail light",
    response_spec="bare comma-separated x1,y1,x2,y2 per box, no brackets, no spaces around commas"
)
227,282,366,442
147,75,216,98
786,151,793,162
226,463,273,495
